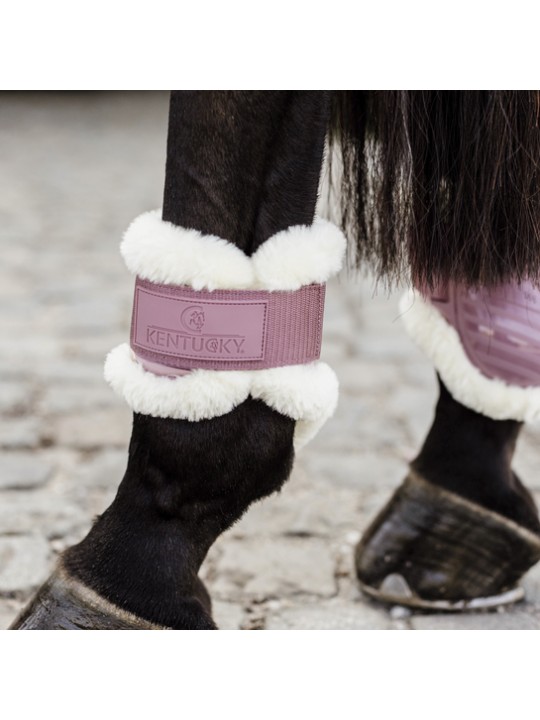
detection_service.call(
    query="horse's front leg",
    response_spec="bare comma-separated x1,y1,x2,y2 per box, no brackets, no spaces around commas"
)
11,90,340,629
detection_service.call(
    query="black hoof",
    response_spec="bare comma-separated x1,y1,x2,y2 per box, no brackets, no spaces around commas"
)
10,562,215,629
10,565,167,629
355,472,540,611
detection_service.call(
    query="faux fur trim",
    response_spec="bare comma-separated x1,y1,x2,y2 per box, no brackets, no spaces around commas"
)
121,210,346,291
250,363,339,448
104,344,339,450
121,210,254,291
400,289,540,423
251,219,345,290
104,344,251,422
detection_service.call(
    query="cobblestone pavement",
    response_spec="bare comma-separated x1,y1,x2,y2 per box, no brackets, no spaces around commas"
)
2,92,540,630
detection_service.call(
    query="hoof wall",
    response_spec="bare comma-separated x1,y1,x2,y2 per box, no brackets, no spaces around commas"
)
356,472,540,611
10,564,166,630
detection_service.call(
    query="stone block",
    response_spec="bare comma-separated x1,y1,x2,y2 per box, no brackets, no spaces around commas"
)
0,453,52,489
0,535,51,593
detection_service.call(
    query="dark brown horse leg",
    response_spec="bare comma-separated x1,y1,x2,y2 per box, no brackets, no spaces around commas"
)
413,378,540,533
11,91,332,629
356,377,540,610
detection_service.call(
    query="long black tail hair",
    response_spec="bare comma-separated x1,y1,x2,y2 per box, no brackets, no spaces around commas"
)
329,91,540,288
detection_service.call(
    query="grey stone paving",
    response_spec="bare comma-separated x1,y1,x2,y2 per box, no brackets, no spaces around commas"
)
1,91,540,630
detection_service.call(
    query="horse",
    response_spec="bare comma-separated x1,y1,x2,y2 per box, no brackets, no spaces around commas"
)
11,91,540,629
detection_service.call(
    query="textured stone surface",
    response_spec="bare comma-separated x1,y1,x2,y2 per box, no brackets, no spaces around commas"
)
0,453,52,489
0,490,88,537
209,536,337,600
0,382,33,414
71,448,127,489
0,535,51,594
0,599,24,629
212,601,245,631
47,407,132,449
1,91,540,630
266,599,392,630
0,418,41,449
38,383,117,415
410,610,540,631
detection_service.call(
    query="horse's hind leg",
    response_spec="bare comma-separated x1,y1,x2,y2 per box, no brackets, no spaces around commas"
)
355,271,540,610
412,380,539,536
346,91,540,610
11,91,339,629
356,376,540,610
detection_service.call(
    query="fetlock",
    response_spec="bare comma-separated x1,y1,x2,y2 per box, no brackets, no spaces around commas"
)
60,403,295,629
411,381,540,534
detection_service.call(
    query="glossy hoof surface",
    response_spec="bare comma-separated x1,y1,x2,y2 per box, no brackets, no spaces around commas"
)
356,472,540,611
10,565,166,630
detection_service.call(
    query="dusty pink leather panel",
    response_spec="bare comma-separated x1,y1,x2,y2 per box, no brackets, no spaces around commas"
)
427,281,540,387
130,277,325,372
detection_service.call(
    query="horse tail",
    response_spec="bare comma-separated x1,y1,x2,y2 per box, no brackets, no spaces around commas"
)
328,91,540,289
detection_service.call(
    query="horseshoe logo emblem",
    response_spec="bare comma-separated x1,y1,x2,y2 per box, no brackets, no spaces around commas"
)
180,305,205,333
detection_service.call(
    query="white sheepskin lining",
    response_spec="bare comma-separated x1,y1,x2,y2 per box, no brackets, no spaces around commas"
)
400,289,540,423
106,211,345,449
105,344,338,451
121,209,346,291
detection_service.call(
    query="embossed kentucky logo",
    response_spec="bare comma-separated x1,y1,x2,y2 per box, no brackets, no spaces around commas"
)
144,299,247,356
133,284,267,362
180,305,205,334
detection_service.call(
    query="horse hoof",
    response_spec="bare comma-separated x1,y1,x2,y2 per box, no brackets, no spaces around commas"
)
355,471,540,611
9,564,168,629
